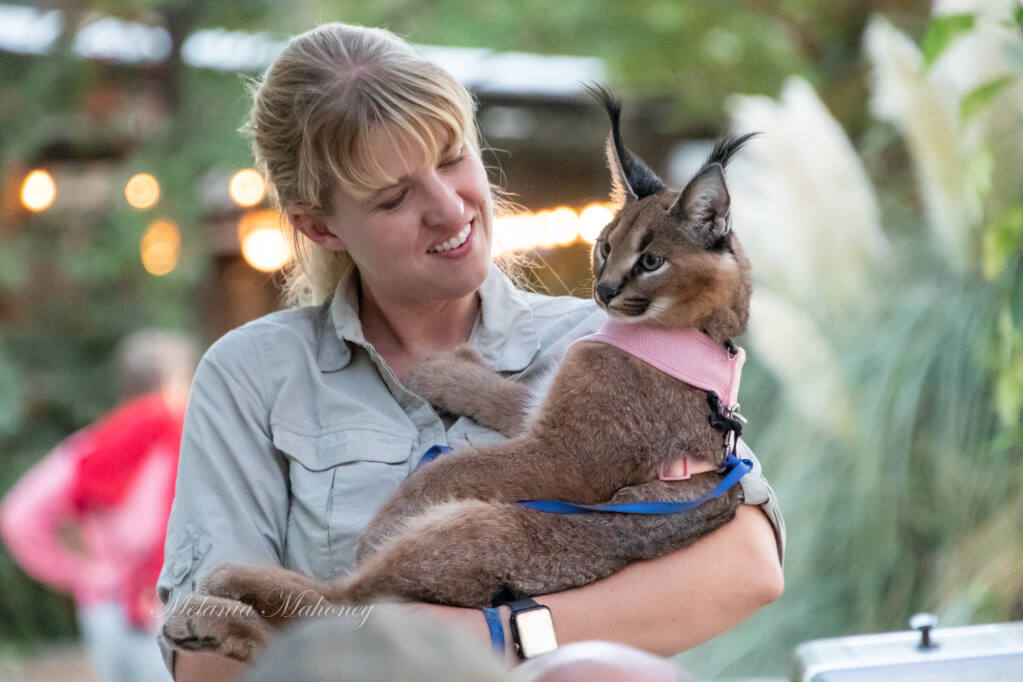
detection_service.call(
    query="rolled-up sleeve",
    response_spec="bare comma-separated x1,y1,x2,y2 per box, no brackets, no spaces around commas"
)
735,439,785,565
156,329,289,668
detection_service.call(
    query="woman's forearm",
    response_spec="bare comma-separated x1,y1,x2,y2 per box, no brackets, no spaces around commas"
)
543,504,783,655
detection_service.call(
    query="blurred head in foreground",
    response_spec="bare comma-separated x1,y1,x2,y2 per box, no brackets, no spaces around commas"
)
513,641,692,682
242,605,511,682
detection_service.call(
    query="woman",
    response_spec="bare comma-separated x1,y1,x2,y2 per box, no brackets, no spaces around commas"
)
159,22,784,679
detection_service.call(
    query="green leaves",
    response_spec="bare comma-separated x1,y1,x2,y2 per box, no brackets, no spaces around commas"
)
983,206,1023,280
921,13,976,66
961,76,1014,122
994,305,1023,428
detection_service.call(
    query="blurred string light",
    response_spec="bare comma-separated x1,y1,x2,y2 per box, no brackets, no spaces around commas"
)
125,173,160,210
0,6,605,94
20,169,56,212
238,209,289,272
491,203,615,256
229,169,266,207
140,219,180,276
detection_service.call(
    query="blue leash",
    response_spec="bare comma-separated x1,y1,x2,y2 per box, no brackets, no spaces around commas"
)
415,444,453,469
415,446,751,515
517,453,751,514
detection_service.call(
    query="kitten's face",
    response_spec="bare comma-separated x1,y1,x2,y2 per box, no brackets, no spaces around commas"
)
591,173,749,333
586,85,753,337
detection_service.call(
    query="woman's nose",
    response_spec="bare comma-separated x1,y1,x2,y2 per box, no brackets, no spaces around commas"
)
422,174,465,226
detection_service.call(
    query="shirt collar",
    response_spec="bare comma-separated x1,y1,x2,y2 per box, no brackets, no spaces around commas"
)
316,261,539,374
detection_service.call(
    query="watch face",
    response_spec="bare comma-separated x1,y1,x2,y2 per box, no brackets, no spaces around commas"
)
516,608,558,659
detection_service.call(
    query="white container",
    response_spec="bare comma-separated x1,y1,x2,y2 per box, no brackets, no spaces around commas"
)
792,616,1023,681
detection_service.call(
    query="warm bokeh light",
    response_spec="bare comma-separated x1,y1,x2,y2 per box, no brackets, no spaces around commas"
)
140,219,181,276
20,170,56,212
547,207,580,247
238,209,289,272
229,168,266,207
579,204,615,243
492,202,616,255
125,173,160,210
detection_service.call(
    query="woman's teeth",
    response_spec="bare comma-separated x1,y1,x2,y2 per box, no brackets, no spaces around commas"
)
428,224,472,253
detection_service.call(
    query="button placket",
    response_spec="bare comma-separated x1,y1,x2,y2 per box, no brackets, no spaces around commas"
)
362,346,449,472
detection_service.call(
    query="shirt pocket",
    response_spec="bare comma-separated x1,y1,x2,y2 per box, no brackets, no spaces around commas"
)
272,426,414,581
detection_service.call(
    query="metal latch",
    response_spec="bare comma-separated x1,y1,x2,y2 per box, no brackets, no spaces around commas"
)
909,612,939,650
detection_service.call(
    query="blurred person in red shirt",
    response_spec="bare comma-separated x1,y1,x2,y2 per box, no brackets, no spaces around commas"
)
1,329,197,682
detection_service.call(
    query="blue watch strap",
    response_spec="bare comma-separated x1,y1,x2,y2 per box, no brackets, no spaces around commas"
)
482,607,505,655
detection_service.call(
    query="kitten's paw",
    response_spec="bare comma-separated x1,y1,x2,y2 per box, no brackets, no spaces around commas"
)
200,563,298,619
451,344,485,365
162,593,271,662
405,347,487,407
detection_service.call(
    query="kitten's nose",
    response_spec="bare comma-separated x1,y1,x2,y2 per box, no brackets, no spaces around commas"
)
596,282,622,305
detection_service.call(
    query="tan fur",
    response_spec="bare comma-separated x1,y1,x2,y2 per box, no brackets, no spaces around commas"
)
403,346,531,437
164,104,756,662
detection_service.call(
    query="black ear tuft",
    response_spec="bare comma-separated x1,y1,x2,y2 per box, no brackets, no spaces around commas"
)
585,83,665,204
668,132,757,241
706,132,758,169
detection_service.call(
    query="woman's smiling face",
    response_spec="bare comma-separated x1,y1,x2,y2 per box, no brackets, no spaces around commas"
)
319,126,493,308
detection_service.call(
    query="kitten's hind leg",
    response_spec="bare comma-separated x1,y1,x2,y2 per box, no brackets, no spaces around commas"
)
404,344,532,436
199,562,341,627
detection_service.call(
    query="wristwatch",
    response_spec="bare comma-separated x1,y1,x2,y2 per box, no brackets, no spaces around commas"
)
506,597,558,659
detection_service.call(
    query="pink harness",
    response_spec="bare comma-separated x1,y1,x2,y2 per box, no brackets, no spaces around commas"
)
573,320,746,481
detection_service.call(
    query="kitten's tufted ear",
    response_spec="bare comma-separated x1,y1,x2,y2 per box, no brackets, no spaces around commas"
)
669,163,731,239
587,84,665,204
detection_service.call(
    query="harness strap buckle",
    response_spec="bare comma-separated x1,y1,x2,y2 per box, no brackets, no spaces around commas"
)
657,457,692,481
727,402,748,424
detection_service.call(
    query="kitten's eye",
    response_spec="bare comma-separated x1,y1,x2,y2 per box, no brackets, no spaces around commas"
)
599,240,611,259
640,252,664,271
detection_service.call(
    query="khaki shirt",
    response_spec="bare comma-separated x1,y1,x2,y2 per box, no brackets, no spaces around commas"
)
157,263,785,659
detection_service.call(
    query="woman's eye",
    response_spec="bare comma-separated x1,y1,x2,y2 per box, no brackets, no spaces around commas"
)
599,240,611,258
439,154,465,169
640,252,663,271
376,190,408,211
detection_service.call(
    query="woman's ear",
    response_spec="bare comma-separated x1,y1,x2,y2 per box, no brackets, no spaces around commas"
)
286,204,347,252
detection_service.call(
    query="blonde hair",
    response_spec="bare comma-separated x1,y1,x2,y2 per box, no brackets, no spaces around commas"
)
242,23,482,307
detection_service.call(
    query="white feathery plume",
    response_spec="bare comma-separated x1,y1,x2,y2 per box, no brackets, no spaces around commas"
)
726,77,890,314
864,14,977,271
930,0,1023,216
931,0,1021,91
747,288,853,439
